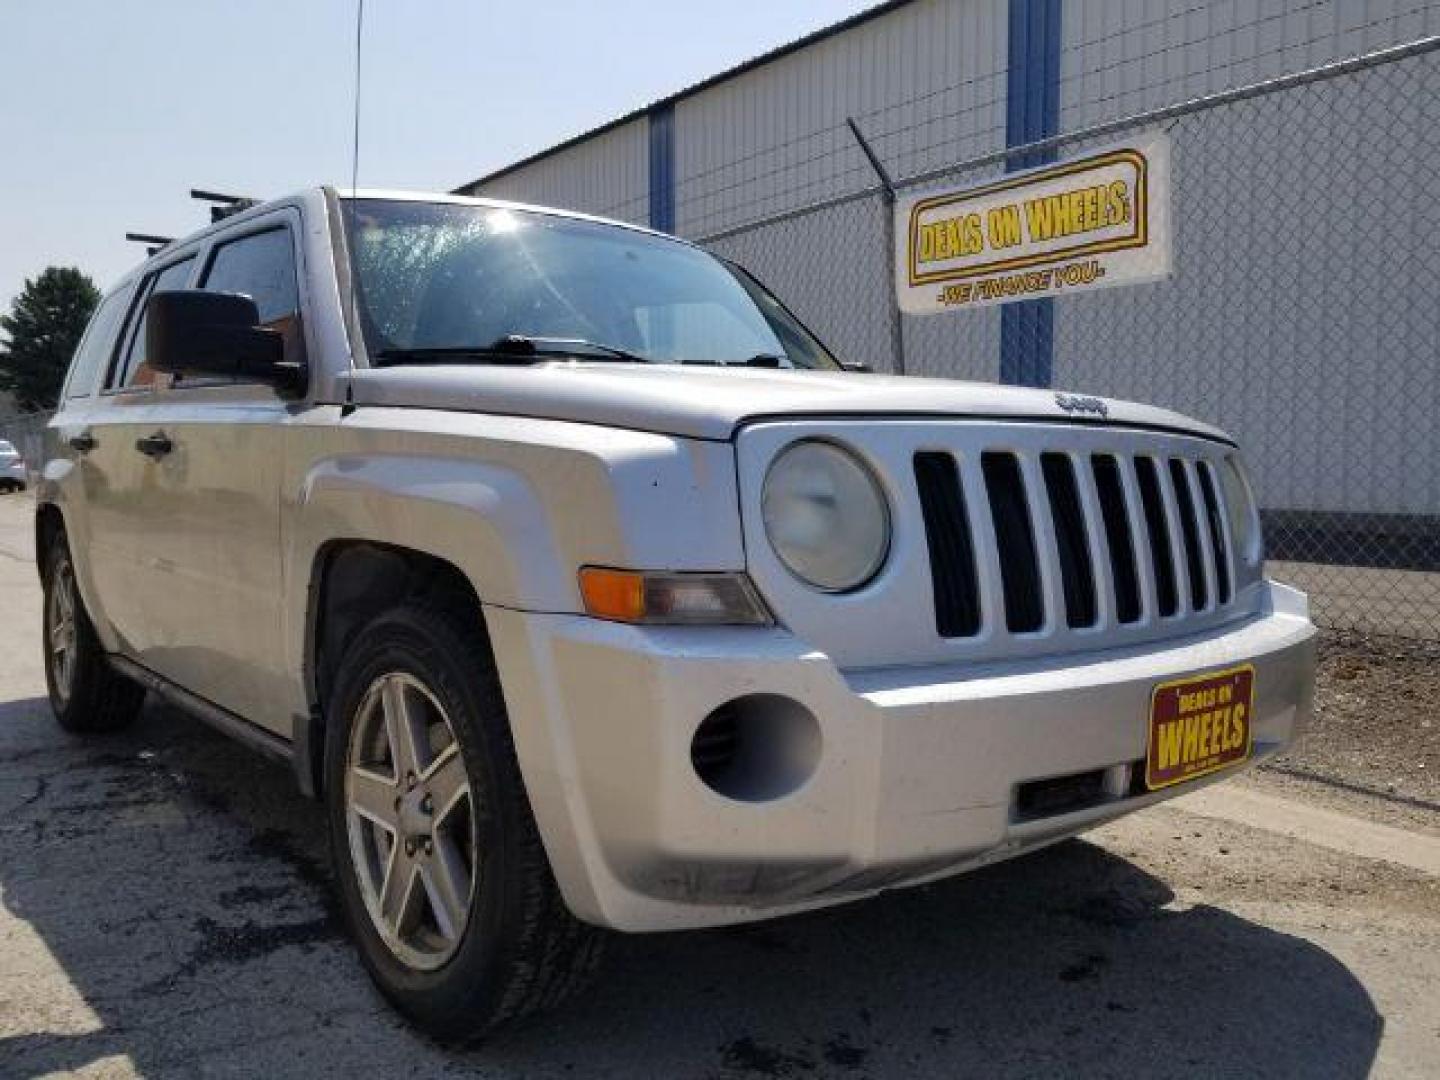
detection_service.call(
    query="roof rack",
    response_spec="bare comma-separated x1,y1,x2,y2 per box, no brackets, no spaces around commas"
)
123,189,263,259
124,231,174,257
191,188,260,223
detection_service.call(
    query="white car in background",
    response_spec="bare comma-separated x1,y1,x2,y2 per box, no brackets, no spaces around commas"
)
0,439,27,492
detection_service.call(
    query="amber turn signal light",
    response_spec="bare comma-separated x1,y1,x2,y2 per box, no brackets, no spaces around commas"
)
577,567,771,625
578,568,648,622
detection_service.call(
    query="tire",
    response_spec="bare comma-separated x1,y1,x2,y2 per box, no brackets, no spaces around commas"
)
323,593,604,1041
42,531,145,733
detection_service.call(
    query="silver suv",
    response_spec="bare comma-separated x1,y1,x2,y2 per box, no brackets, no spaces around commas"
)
36,189,1316,1039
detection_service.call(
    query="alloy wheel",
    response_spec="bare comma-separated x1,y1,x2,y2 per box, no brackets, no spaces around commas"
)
345,672,477,971
48,557,78,705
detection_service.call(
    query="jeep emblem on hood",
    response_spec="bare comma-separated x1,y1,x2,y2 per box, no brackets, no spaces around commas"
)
1055,392,1109,418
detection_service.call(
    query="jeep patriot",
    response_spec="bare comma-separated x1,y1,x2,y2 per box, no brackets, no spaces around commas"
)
35,188,1316,1038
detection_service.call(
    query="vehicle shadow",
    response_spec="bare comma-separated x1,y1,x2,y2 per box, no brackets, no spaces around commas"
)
0,696,1382,1078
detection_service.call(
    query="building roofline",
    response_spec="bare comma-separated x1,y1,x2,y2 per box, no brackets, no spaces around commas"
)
451,0,917,195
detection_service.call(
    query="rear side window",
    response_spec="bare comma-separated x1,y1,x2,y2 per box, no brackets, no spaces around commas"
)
201,227,304,365
113,257,196,389
64,284,134,398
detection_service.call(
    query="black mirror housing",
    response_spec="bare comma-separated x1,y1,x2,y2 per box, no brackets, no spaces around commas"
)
146,290,301,390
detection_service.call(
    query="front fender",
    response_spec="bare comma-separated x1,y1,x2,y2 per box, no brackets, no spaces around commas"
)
281,412,745,715
293,454,571,610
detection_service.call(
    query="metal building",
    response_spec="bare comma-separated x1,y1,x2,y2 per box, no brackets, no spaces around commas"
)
456,0,1440,639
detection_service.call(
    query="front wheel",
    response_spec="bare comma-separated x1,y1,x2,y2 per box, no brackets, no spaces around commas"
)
323,595,603,1041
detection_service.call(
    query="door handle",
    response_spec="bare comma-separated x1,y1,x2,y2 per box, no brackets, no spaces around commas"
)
135,431,173,459
68,431,97,454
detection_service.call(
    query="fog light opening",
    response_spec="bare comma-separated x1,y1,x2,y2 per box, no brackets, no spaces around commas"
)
690,694,821,803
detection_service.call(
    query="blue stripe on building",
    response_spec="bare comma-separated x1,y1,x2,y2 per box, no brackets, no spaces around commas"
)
648,104,676,233
999,0,1061,388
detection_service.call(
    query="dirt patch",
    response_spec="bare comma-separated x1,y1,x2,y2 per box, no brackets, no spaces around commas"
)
1262,631,1440,810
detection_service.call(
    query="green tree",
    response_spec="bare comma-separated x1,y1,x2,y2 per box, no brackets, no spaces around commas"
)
0,267,101,411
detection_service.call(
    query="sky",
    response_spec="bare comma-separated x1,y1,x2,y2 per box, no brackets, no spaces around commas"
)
0,0,874,312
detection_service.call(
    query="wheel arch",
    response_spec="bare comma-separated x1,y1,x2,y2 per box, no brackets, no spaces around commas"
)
299,538,492,798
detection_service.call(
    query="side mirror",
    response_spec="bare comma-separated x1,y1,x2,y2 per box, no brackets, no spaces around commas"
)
840,360,873,374
146,290,303,390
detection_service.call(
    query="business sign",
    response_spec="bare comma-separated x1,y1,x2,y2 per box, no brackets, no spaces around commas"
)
895,132,1172,314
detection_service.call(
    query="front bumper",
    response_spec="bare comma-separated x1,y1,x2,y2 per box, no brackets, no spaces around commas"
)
487,581,1315,932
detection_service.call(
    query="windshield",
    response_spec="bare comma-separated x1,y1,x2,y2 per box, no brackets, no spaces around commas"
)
343,198,839,369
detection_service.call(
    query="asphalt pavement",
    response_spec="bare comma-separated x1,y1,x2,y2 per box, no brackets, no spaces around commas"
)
0,492,1436,1078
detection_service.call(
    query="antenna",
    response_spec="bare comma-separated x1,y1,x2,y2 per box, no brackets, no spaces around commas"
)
346,0,365,358
350,0,364,203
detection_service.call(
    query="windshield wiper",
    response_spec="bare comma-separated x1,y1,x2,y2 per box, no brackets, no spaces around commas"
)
374,345,543,367
683,353,787,368
375,335,649,368
489,335,649,363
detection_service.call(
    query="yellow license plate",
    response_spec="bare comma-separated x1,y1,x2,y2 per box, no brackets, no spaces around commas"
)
1145,664,1255,791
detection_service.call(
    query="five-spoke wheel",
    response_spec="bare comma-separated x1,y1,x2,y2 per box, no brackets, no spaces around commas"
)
346,672,477,971
46,555,78,706
325,593,603,1039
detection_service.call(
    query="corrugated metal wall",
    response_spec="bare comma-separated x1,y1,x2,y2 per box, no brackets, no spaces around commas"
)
1059,0,1440,130
679,0,1010,379
1052,0,1440,514
673,0,1007,236
464,0,1010,380
469,117,650,227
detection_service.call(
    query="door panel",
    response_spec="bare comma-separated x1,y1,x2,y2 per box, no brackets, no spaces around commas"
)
82,393,165,652
127,392,289,728
81,257,197,651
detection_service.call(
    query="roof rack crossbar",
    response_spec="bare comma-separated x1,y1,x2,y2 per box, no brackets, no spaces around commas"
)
189,188,251,205
190,188,261,223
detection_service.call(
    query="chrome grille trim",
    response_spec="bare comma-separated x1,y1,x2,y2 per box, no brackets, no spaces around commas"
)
957,450,1006,637
1019,450,1066,634
1154,454,1194,614
1117,454,1159,622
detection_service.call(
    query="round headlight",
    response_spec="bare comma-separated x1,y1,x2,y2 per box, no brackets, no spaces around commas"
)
762,440,890,592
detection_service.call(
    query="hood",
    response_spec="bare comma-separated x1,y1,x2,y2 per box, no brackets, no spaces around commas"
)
338,363,1231,443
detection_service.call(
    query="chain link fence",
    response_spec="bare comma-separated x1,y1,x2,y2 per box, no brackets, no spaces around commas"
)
699,36,1440,641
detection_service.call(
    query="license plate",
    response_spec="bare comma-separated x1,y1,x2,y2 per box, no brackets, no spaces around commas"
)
1145,665,1255,791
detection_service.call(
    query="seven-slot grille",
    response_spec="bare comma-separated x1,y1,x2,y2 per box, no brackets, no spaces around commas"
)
914,448,1236,639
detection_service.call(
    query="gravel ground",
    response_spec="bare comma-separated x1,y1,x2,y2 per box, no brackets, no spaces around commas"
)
1262,631,1440,824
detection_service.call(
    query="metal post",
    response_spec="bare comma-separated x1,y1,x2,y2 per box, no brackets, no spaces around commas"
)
846,117,906,376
